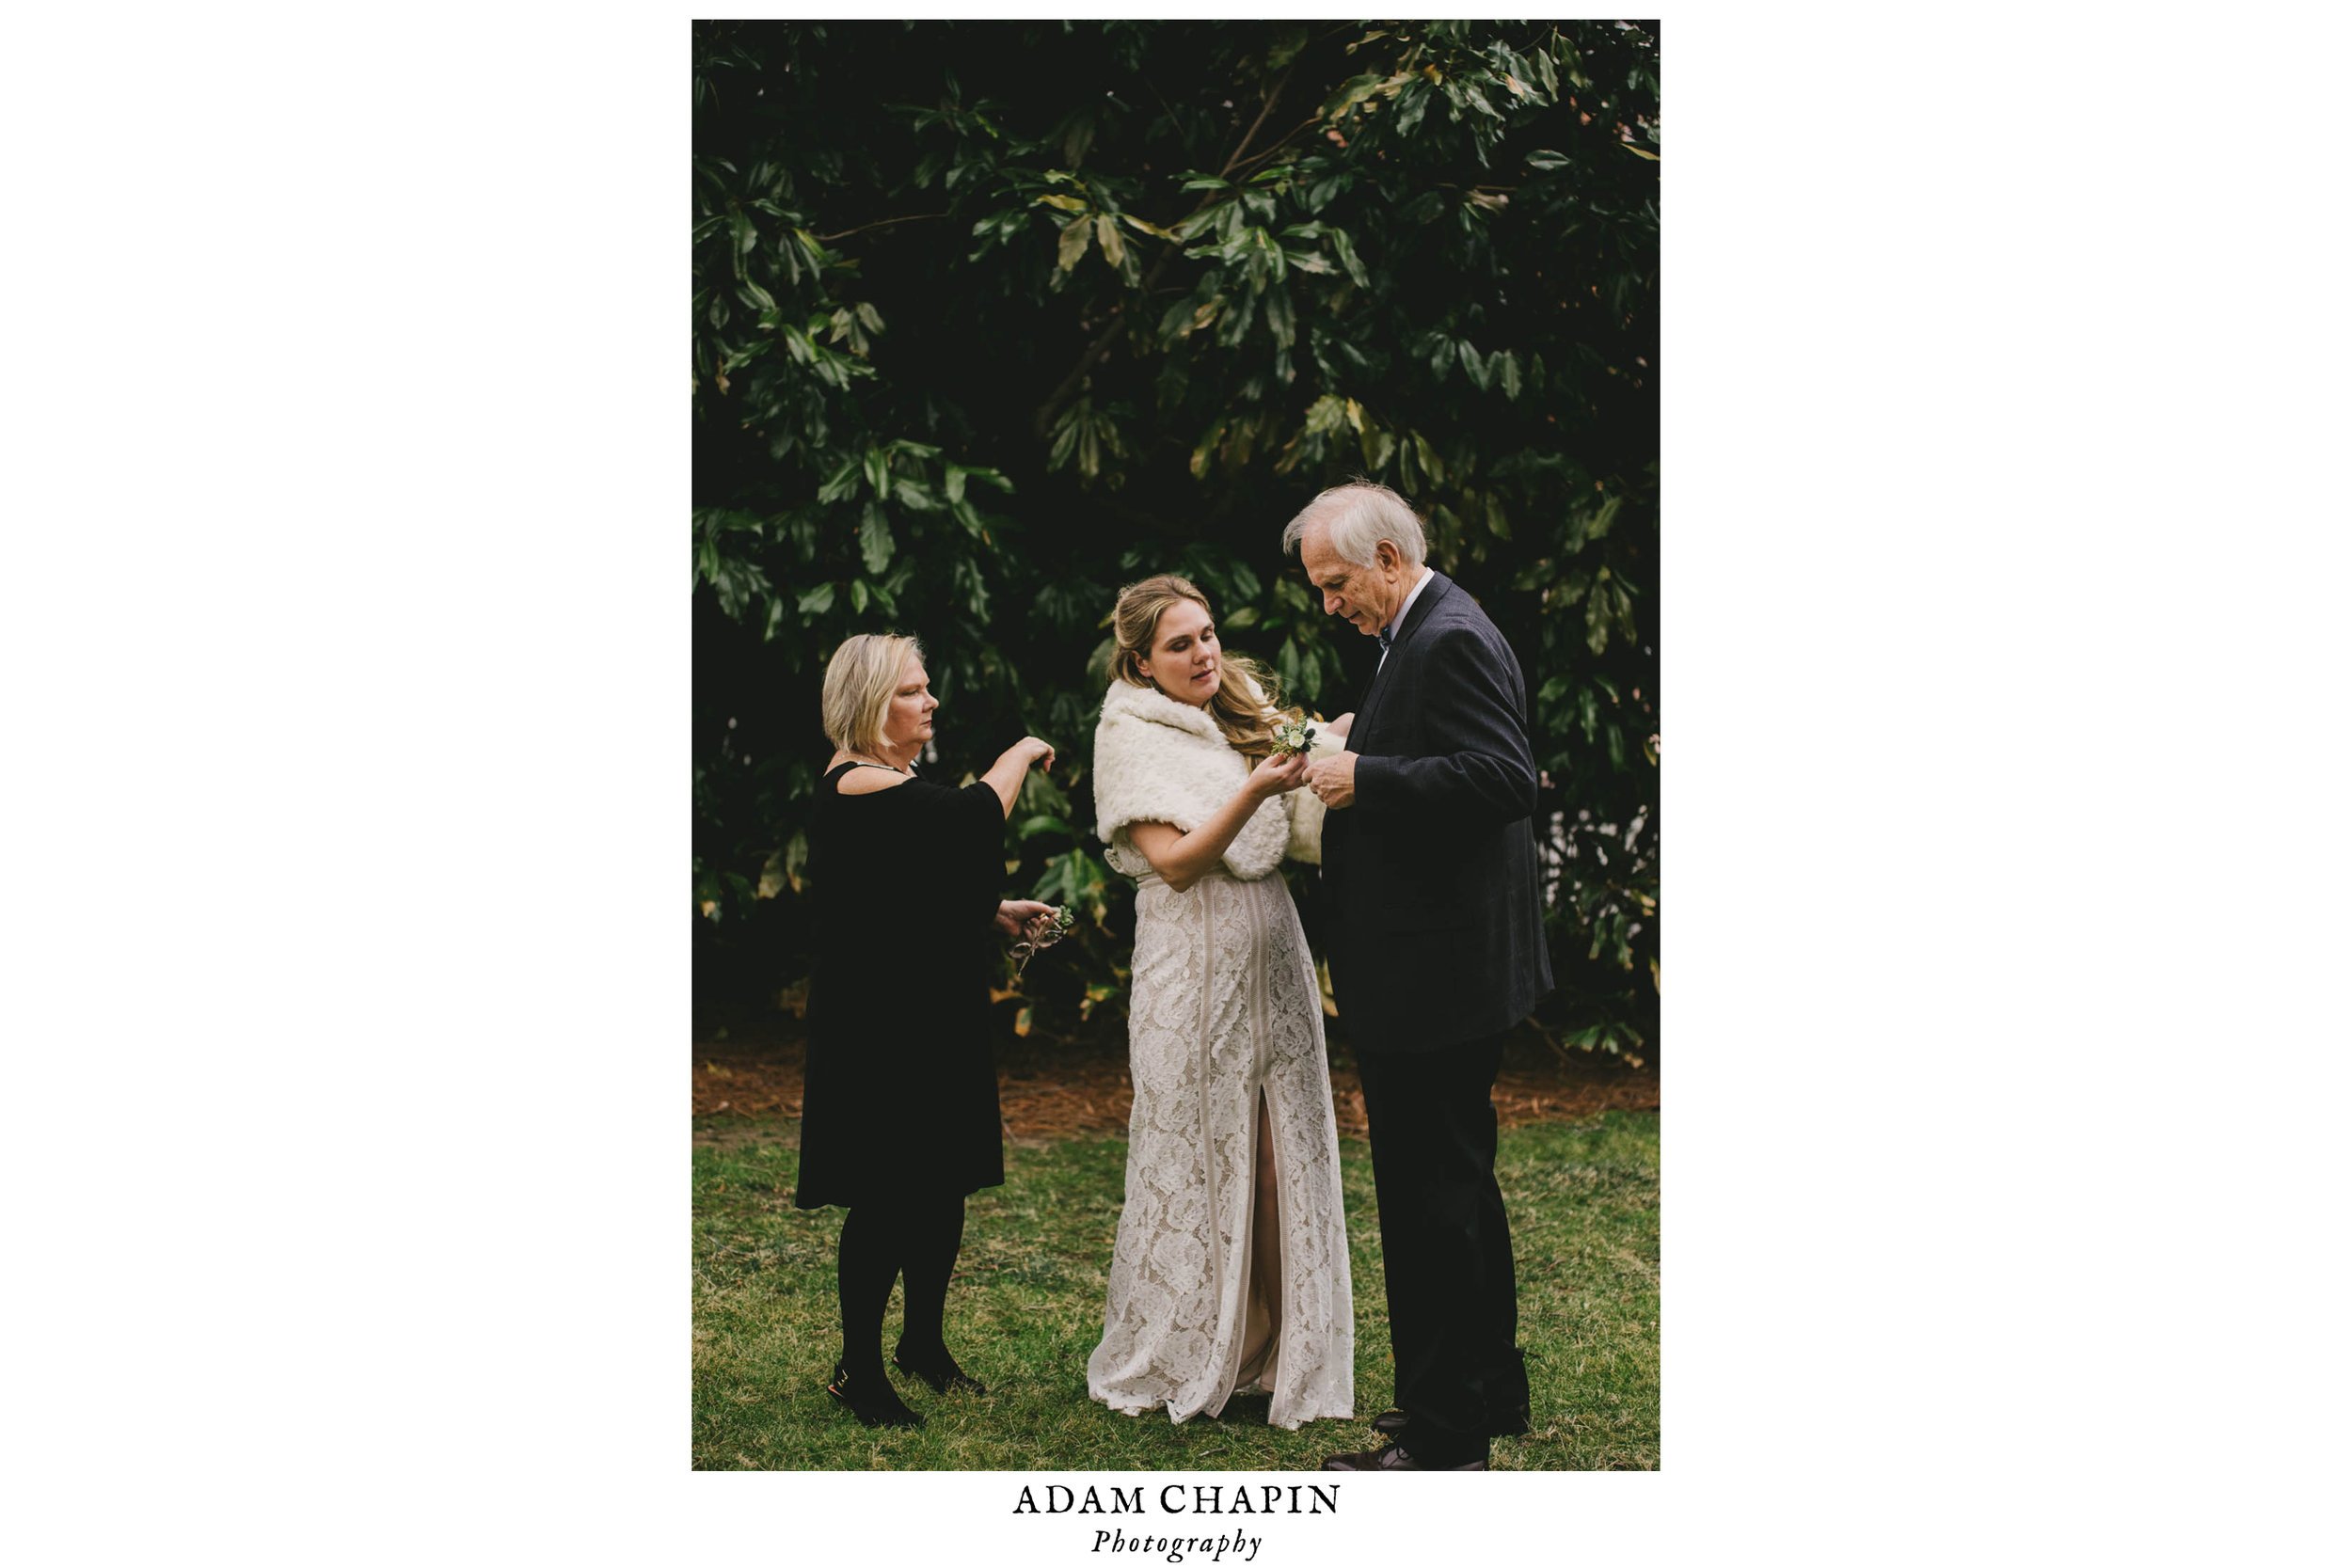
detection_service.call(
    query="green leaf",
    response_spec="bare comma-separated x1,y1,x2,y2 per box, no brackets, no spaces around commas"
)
850,578,870,613
797,582,835,615
1459,341,1491,391
860,506,895,574
1095,212,1126,268
817,458,861,504
1393,79,1431,135
1320,72,1385,121
1264,286,1295,349
1588,494,1625,540
1057,217,1092,271
1327,227,1371,288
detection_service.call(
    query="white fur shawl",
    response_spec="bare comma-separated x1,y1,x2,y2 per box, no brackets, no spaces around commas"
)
1092,677,1329,880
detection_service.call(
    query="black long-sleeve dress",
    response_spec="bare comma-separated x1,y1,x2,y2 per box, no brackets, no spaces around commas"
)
794,764,1009,1210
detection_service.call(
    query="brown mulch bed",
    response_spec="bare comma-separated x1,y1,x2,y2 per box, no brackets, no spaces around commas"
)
692,1019,1658,1144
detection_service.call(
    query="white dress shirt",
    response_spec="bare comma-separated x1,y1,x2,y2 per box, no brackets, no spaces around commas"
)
1376,566,1435,672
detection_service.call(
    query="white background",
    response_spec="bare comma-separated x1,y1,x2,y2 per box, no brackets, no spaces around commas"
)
4,4,2344,1563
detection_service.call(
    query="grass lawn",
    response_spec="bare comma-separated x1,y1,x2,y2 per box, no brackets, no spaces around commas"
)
691,1111,1659,1470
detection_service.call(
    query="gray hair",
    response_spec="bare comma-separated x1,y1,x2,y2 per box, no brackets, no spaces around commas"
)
820,632,924,756
1279,482,1427,569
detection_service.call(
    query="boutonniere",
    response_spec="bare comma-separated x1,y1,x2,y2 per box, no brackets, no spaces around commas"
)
1270,716,1343,759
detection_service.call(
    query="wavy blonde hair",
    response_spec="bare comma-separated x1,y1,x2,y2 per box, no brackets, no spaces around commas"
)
820,632,923,756
1109,575,1294,761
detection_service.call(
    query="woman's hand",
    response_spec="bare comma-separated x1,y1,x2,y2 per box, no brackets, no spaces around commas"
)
994,898,1057,939
1010,736,1056,770
1248,751,1310,799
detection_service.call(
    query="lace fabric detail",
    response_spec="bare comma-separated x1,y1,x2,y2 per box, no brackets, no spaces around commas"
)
1086,873,1355,1429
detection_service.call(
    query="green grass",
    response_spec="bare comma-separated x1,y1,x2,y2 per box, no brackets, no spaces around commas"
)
692,1112,1659,1470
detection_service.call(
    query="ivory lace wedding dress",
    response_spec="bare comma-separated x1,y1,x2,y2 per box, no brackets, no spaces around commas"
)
1084,678,1354,1429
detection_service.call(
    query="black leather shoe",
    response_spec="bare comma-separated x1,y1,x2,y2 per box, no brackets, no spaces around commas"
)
892,1347,988,1397
1371,1403,1533,1439
1322,1441,1486,1472
826,1360,924,1429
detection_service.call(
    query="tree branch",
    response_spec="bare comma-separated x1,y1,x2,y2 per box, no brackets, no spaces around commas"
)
1227,115,1324,179
814,212,947,243
1217,63,1298,178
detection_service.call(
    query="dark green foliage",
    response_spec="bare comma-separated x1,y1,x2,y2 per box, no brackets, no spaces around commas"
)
693,21,1659,1052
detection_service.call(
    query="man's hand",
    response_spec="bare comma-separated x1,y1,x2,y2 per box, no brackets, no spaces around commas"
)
994,898,1057,939
1304,750,1358,809
1324,711,1356,738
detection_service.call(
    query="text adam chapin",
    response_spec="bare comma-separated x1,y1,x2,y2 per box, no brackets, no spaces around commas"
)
1012,1483,1341,1563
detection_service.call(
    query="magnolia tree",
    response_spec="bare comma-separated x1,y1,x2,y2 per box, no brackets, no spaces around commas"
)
693,19,1659,1054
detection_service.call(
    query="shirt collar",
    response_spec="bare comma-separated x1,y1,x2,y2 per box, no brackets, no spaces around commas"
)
1379,567,1435,649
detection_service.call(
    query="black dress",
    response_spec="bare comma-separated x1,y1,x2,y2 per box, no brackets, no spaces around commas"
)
794,763,1009,1210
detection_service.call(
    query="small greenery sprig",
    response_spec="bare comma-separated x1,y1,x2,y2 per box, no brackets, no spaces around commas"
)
1011,905,1077,979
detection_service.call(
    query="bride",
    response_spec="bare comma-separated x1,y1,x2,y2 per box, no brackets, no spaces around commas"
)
1084,573,1355,1430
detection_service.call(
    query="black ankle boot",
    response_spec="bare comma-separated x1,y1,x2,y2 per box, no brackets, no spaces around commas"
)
892,1343,988,1397
826,1360,924,1428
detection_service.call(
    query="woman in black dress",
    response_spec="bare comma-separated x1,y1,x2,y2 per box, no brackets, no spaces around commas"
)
799,632,1057,1428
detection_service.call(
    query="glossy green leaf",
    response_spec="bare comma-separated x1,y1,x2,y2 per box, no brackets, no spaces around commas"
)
859,506,895,574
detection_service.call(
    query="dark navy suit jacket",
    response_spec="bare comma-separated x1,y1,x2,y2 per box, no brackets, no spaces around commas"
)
1319,571,1554,1054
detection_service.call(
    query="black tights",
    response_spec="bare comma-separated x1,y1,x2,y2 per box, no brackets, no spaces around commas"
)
836,1193,967,1380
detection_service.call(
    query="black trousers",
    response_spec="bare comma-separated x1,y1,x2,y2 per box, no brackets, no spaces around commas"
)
1354,1030,1524,1464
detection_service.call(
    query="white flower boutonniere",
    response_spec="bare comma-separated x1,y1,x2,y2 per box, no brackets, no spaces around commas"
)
1270,717,1343,759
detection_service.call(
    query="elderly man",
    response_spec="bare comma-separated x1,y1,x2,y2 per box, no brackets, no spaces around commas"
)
1284,482,1553,1473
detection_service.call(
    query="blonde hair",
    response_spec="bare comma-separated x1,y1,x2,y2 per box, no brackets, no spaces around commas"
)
1109,575,1293,761
820,632,924,756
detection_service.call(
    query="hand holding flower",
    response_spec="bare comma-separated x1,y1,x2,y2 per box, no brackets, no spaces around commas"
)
1009,904,1077,979
995,898,1057,940
1248,750,1310,799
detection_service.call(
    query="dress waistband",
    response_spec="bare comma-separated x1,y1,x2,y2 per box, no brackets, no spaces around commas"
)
1134,867,1245,889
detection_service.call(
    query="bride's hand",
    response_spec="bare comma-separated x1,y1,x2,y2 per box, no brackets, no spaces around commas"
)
1248,751,1310,798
